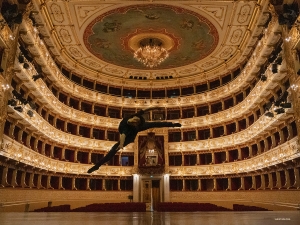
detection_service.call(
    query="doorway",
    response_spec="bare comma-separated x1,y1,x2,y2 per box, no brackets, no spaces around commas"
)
152,180,160,211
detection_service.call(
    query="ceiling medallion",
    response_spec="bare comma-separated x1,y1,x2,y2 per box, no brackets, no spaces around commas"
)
134,38,169,68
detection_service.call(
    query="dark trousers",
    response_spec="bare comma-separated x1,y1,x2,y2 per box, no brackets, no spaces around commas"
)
95,121,175,166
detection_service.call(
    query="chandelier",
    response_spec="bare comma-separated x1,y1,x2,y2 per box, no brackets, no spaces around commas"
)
134,38,169,68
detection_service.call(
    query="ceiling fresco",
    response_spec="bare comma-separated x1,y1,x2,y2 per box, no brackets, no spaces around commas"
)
83,4,219,70
31,0,265,85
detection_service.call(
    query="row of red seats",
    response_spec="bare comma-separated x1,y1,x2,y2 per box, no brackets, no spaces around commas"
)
157,202,232,212
71,203,146,212
233,204,269,211
34,204,71,212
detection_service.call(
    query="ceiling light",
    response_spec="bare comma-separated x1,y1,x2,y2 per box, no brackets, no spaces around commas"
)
134,38,169,68
265,112,274,117
280,102,291,108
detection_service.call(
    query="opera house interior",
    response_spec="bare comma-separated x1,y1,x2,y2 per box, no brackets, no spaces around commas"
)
1,0,300,213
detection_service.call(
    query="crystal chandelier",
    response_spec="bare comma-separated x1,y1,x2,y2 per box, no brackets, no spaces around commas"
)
134,38,169,68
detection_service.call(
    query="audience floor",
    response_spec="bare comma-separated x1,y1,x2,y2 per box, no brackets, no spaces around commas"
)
0,211,299,225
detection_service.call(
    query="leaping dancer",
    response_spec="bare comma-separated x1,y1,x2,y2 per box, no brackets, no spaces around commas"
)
87,107,181,173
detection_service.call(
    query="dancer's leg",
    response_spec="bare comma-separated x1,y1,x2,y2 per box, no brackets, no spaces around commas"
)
87,142,120,173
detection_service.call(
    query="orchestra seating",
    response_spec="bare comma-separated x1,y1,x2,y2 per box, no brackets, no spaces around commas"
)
233,204,269,211
157,202,232,212
71,202,146,212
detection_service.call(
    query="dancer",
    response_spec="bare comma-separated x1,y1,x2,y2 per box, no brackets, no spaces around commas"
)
87,106,181,173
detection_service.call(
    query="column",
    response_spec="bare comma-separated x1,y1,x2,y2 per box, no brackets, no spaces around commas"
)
1,166,9,187
258,174,265,190
102,178,106,191
182,178,185,191
47,175,53,189
53,116,57,127
66,95,70,106
90,127,93,138
74,149,79,163
245,116,249,128
61,147,66,160
193,105,197,117
26,132,32,147
287,123,293,140
196,153,200,165
292,167,300,189
257,140,262,154
59,176,65,190
118,179,121,191
223,124,228,135
275,171,282,189
8,121,17,138
226,177,232,191
248,145,253,157
211,152,215,164
270,133,276,148
29,173,35,188
235,120,239,132
278,129,284,144
72,177,77,190
50,144,54,158
283,169,291,189
238,177,245,190
33,138,39,151
17,129,24,143
91,103,95,114
20,171,27,188
237,147,242,160
64,120,68,132
11,169,18,187
263,138,269,152
232,94,237,106
221,99,225,110
88,152,92,164
41,142,46,155
208,103,212,114
76,124,80,135
209,127,213,138
78,99,82,111
212,178,217,191
250,176,256,190
225,150,229,162
37,174,44,189
133,174,140,202
198,178,201,191
267,173,273,189
86,178,91,190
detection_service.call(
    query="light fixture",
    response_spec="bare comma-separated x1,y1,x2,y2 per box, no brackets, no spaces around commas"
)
280,102,291,108
8,99,17,106
260,75,267,81
32,74,43,81
27,110,34,117
14,106,23,113
134,38,169,68
265,112,274,117
272,64,278,73
274,107,285,114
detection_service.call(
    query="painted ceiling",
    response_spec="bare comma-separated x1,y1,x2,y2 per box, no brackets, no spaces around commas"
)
31,0,268,86
83,4,218,70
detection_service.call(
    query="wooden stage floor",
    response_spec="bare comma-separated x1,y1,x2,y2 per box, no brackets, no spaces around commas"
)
0,211,299,225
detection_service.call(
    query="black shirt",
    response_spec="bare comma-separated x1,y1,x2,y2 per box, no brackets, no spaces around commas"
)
118,110,145,143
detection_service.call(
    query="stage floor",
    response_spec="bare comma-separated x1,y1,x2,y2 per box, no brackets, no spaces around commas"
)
0,211,299,225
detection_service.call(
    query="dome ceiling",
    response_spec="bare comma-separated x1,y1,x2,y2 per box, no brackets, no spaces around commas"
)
32,0,267,85
83,4,219,70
